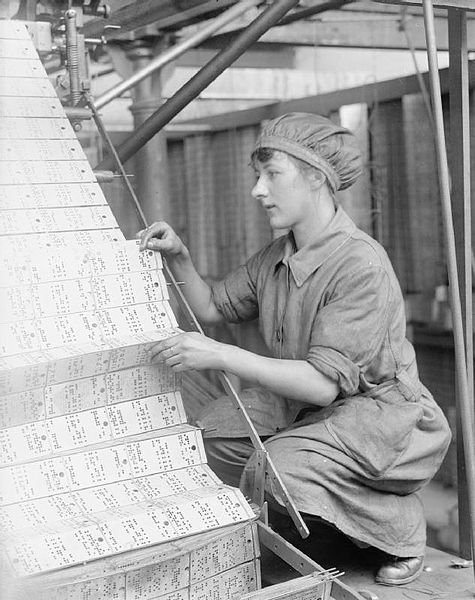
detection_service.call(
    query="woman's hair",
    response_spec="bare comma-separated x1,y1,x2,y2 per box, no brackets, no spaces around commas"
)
251,147,325,186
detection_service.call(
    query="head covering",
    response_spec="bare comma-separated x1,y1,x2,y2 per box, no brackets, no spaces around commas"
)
254,112,363,193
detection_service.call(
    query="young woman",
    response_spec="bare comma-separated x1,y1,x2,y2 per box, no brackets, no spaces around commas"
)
138,113,451,586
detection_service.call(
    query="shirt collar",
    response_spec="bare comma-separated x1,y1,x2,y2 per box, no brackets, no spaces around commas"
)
275,206,357,287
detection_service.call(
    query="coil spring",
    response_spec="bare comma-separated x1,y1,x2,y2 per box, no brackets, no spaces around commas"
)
65,9,80,105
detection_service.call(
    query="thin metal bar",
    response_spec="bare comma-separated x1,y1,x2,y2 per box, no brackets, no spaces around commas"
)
89,95,309,538
88,97,148,227
423,0,475,574
448,7,474,561
94,0,260,110
96,0,300,171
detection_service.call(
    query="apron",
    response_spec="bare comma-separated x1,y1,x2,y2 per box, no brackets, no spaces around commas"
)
240,372,451,556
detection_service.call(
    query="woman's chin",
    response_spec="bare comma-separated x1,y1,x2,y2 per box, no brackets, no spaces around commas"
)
270,220,290,231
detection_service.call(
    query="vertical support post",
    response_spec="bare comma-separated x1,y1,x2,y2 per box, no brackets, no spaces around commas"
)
423,0,475,574
127,42,170,224
448,7,474,560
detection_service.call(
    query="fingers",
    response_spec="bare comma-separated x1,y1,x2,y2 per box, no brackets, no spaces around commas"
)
137,221,170,252
149,343,187,371
149,341,173,362
148,334,181,361
147,333,209,372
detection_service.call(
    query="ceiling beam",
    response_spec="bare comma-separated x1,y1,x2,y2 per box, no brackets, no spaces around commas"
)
176,46,295,69
83,0,237,39
177,60,475,131
203,12,475,51
375,0,475,10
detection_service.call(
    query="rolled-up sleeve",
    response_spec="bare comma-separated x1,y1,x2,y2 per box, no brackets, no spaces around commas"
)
306,266,391,396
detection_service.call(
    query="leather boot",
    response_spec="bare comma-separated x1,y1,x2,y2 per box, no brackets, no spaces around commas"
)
375,555,424,586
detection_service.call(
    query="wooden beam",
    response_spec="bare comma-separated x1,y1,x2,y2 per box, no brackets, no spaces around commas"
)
83,0,237,39
177,46,295,69
203,13,475,50
448,7,474,562
178,61,475,131
376,0,475,11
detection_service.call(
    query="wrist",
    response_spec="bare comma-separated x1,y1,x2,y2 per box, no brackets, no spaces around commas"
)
167,244,190,266
218,343,246,374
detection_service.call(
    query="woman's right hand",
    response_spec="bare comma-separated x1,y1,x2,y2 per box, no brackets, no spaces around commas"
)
137,221,187,257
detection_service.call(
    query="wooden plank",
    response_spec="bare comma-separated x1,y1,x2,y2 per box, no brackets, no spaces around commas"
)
376,0,475,10
402,93,443,295
203,13,475,50
448,7,474,561
368,99,415,291
184,135,218,278
337,105,372,235
178,62,475,132
257,522,365,599
83,0,236,39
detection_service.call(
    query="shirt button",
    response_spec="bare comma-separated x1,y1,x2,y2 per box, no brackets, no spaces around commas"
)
276,330,281,341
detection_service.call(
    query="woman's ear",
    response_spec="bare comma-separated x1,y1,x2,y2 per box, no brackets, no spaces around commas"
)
308,169,326,190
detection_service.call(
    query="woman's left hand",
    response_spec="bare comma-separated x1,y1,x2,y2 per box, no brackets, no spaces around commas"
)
148,332,226,372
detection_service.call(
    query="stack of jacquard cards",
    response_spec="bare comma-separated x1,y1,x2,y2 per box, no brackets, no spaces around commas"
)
0,20,259,600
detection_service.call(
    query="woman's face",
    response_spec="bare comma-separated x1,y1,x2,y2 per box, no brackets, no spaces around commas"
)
251,151,315,231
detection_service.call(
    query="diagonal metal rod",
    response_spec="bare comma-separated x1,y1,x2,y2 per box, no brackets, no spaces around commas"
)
96,0,300,171
88,96,310,539
422,0,475,576
94,0,260,110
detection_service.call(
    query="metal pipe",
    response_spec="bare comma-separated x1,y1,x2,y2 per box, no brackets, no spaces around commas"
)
95,0,260,110
65,9,81,105
96,0,300,171
64,106,92,120
422,0,475,573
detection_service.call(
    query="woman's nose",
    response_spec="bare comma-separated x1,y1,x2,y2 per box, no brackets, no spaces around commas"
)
252,175,267,199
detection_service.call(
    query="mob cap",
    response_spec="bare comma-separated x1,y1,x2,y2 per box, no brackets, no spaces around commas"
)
254,112,363,192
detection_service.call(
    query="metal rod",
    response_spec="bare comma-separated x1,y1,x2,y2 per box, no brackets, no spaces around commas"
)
95,0,259,110
96,0,300,171
422,0,475,573
64,106,92,121
90,94,309,538
88,96,148,227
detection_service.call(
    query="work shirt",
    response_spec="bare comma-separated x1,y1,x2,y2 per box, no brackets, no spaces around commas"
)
200,205,422,438
197,206,451,556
